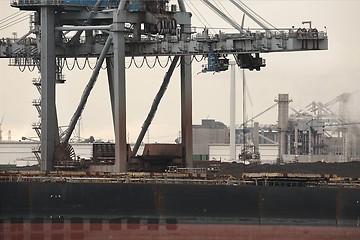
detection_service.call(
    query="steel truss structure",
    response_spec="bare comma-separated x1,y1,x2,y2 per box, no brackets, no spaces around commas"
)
0,0,328,171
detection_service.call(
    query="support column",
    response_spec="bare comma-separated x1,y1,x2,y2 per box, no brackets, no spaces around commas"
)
106,57,115,124
229,61,236,161
308,124,312,162
40,7,58,171
113,10,127,172
253,122,259,157
294,126,299,162
178,1,193,168
181,55,193,168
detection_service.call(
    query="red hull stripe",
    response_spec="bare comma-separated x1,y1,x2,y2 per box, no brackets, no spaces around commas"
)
1,223,360,240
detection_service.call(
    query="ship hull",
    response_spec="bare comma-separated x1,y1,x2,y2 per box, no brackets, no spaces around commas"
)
1,223,360,240
1,181,359,239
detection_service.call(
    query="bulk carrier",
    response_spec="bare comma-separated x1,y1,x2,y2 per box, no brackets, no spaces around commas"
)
1,168,360,240
2,0,359,239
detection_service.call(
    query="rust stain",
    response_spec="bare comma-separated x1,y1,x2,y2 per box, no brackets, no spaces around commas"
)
155,184,162,216
335,189,340,226
258,188,264,225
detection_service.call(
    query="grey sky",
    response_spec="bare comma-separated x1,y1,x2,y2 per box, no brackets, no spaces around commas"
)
0,0,359,143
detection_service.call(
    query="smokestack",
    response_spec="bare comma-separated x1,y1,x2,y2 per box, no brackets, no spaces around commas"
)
294,126,299,162
276,94,291,164
253,122,259,157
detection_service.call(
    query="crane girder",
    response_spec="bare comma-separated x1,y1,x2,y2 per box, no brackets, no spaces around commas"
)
0,29,328,59
1,2,328,65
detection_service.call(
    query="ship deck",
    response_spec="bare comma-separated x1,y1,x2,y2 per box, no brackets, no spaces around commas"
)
1,170,360,189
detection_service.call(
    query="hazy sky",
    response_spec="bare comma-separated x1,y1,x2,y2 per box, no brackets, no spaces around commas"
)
0,0,359,143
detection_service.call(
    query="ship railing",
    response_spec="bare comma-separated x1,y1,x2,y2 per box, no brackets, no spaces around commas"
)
165,166,207,174
1,171,359,188
242,172,338,180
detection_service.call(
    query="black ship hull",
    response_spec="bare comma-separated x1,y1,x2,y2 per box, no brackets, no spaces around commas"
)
1,180,360,239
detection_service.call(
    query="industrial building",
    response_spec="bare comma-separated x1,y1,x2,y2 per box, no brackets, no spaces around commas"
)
283,93,360,163
192,93,360,164
192,119,229,161
1,92,358,167
192,119,278,163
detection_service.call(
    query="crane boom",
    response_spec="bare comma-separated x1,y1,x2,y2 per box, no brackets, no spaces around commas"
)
201,0,245,33
229,0,271,30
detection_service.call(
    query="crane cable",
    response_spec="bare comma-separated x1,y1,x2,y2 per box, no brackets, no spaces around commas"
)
184,1,206,27
0,12,30,31
42,55,203,71
214,0,238,28
0,11,26,24
233,0,278,30
185,0,216,34
157,56,172,68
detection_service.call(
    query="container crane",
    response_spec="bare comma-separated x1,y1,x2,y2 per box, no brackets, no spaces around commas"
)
0,0,328,172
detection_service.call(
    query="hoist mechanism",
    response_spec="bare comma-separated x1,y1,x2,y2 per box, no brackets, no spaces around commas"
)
127,0,178,36
201,51,230,73
201,51,266,73
235,53,266,71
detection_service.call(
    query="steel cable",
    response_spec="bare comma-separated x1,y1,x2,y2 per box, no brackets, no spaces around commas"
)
27,63,36,72
18,64,25,72
65,58,76,71
125,57,133,69
0,11,26,24
233,0,278,30
185,1,215,34
215,0,237,27
193,55,204,62
145,56,157,69
87,57,96,70
133,57,145,68
157,56,171,68
0,14,30,31
75,58,87,70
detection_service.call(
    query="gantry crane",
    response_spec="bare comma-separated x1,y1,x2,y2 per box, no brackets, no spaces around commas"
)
0,0,328,172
